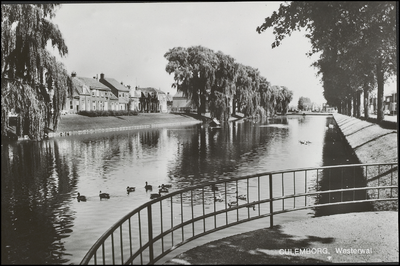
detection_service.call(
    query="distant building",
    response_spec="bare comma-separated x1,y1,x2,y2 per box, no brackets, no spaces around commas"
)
171,90,194,112
68,72,116,113
137,87,168,113
99,73,130,110
129,86,142,111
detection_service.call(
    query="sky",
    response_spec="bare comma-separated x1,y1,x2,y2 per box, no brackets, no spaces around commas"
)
50,2,396,106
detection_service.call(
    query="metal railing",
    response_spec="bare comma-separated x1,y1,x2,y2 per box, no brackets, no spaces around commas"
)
80,162,398,265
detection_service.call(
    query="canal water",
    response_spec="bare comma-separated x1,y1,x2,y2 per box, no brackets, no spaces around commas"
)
1,115,360,264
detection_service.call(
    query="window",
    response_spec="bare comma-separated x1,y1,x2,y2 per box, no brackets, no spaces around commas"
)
92,91,95,96
92,101,96,110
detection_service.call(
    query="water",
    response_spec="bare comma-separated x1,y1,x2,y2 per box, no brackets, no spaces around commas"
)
1,115,355,264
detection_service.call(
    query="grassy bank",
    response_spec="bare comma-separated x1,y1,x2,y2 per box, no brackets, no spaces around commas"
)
333,113,398,211
56,113,203,133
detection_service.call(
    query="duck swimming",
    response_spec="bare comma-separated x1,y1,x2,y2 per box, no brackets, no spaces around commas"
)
145,182,152,190
228,201,238,208
99,191,110,199
214,192,223,202
77,192,87,202
236,194,247,201
127,186,135,193
159,187,169,193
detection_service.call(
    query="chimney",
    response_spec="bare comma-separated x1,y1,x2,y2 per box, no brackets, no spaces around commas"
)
71,71,76,77
100,73,104,79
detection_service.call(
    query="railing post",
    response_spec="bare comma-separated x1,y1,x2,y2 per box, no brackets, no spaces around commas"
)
269,174,273,228
147,205,154,263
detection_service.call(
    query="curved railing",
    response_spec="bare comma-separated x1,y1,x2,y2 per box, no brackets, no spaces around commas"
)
80,162,398,265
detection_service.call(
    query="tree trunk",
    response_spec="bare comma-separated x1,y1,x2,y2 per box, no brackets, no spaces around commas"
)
363,86,370,119
376,59,384,123
232,98,236,116
346,99,349,116
355,91,362,118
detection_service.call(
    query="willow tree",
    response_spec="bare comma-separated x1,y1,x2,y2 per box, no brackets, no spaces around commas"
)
278,86,293,114
237,65,261,117
164,45,218,116
209,51,237,122
257,2,397,123
1,4,71,140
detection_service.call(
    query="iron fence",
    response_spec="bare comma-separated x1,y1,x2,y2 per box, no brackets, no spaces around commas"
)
80,162,397,265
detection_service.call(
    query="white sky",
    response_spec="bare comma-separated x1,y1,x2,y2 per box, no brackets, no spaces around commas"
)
50,2,397,106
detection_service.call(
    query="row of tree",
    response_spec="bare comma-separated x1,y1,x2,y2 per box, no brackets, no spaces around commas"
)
164,45,293,122
1,4,72,140
257,2,397,123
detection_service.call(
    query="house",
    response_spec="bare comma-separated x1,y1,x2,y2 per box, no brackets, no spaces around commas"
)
172,90,193,112
69,72,117,112
384,92,397,115
68,73,92,113
129,86,142,111
99,73,130,111
137,87,169,113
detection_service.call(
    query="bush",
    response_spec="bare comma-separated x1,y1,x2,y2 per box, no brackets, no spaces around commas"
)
78,110,138,117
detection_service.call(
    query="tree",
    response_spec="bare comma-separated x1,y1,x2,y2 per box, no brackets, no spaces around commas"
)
257,2,397,123
298,96,312,111
1,3,71,140
279,86,293,114
165,45,294,120
164,46,218,116
209,51,237,122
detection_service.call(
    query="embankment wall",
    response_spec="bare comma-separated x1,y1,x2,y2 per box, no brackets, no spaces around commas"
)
332,113,398,211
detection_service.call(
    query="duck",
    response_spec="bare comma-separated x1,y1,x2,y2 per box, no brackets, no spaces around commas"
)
214,192,223,202
99,191,110,199
77,192,87,202
126,186,135,193
150,192,161,199
159,186,169,193
159,183,172,188
211,184,219,191
228,201,238,208
144,182,152,190
299,140,312,145
236,194,247,201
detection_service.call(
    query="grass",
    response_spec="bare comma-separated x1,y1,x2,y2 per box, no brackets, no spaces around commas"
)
56,112,202,132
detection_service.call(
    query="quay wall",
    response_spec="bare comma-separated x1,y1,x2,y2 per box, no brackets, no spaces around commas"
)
332,113,398,211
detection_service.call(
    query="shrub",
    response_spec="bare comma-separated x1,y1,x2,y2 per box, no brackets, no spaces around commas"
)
77,110,138,117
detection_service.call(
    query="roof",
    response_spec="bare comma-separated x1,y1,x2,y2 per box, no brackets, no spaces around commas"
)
139,87,166,94
101,77,130,92
173,90,186,98
71,77,91,95
77,77,111,91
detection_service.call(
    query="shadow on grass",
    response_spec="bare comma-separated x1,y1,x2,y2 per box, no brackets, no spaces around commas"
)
165,225,334,264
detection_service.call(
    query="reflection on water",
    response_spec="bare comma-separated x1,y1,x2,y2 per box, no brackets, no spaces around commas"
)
1,115,355,264
314,117,372,216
